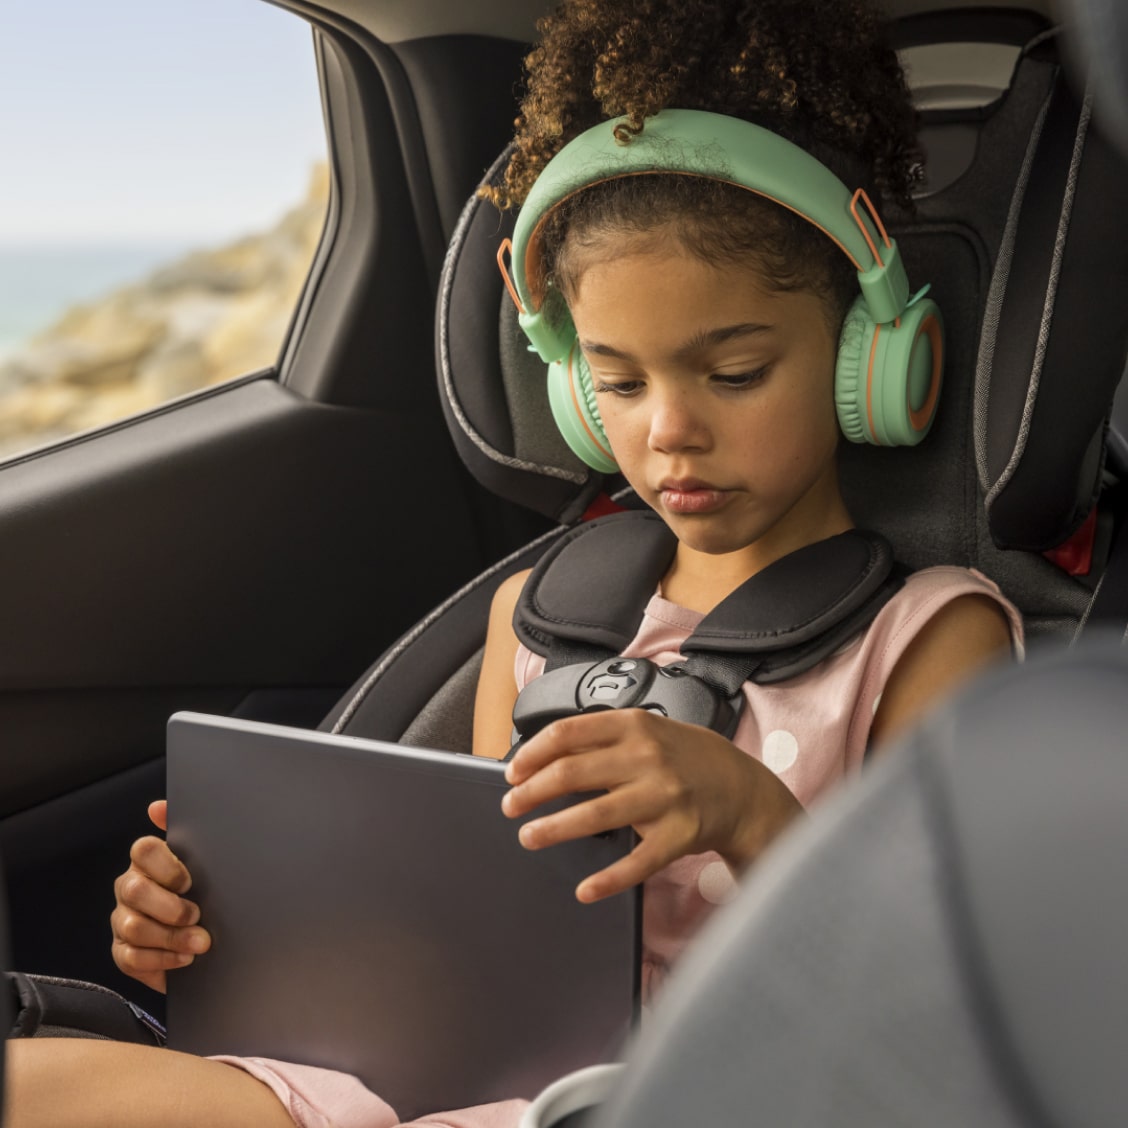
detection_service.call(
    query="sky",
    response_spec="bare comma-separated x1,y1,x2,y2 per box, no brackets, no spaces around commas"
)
0,0,327,246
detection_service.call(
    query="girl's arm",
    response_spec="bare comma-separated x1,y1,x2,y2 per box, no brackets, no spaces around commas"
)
870,593,1013,751
499,594,1014,902
472,569,530,760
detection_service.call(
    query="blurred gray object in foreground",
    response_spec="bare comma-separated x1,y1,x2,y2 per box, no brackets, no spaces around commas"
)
595,639,1128,1128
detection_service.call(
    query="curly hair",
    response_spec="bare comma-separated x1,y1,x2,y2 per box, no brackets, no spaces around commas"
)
485,0,922,328
491,0,921,210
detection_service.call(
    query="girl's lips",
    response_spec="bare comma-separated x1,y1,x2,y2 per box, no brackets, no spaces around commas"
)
658,482,730,514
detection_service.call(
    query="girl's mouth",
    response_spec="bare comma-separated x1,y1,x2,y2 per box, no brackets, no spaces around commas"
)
658,480,730,514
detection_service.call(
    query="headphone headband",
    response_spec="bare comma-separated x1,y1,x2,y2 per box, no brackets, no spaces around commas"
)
507,109,911,363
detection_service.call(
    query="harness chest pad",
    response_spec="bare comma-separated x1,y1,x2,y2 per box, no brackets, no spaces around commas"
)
514,511,679,661
513,510,905,689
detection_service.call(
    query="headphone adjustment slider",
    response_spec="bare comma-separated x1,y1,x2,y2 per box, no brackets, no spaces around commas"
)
857,240,910,325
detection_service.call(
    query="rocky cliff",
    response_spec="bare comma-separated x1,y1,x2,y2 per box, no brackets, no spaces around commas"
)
0,164,329,459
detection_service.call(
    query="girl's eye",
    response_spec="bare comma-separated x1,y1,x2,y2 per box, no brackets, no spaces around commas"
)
711,367,768,389
591,378,643,397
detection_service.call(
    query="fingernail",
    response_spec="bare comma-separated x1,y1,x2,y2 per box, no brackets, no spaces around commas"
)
186,932,209,953
518,822,535,847
174,953,194,966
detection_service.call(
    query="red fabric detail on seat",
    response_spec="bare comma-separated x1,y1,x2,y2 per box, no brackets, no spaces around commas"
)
1043,507,1097,576
581,493,627,521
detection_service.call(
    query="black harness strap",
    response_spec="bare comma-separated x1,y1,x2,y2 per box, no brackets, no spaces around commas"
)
679,527,905,693
515,510,677,671
509,511,905,752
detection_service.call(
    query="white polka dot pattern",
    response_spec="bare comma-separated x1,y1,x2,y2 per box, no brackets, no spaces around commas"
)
697,860,738,905
762,728,799,773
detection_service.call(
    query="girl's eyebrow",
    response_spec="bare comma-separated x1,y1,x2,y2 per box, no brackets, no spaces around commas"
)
580,322,774,363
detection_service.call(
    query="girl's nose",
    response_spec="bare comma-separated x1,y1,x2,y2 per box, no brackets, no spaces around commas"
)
647,388,710,453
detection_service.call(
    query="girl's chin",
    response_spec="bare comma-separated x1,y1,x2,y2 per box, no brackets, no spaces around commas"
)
660,516,763,557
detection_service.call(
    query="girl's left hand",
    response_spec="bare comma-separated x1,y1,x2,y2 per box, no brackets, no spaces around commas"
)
501,709,803,902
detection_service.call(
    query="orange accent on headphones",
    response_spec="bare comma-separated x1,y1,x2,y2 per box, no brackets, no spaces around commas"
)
850,189,892,270
908,315,943,432
865,324,883,446
497,238,525,314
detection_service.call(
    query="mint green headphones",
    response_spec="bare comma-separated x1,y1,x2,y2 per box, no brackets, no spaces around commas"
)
497,109,943,472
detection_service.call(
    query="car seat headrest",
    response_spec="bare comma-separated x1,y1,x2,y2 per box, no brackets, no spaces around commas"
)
596,641,1128,1127
437,148,612,524
975,42,1128,551
438,24,1128,556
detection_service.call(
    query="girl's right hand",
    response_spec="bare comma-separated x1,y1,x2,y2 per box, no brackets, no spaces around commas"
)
110,799,211,993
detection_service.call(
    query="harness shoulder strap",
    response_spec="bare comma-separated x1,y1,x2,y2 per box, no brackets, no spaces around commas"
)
509,514,906,753
682,530,906,692
514,510,676,670
514,512,903,677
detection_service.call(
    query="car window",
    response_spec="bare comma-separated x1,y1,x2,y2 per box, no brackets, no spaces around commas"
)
0,0,327,462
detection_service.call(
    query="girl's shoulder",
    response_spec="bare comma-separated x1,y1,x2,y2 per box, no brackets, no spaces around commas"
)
900,565,1021,636
865,563,1024,660
826,564,1024,771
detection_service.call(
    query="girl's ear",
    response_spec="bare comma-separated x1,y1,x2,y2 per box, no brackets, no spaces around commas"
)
546,339,619,472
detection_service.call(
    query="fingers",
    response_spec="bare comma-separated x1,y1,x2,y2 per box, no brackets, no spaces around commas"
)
504,710,672,817
111,896,210,955
148,799,168,832
501,709,761,899
110,898,212,993
515,781,676,851
109,940,197,995
110,881,212,992
132,833,192,894
515,783,699,902
505,712,630,785
114,851,199,928
111,831,209,991
503,741,638,822
575,832,684,904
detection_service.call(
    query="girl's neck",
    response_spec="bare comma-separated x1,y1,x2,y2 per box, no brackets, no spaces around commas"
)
660,501,855,615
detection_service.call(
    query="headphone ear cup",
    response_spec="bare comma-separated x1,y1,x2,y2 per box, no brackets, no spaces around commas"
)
834,297,874,444
835,295,944,446
545,339,619,472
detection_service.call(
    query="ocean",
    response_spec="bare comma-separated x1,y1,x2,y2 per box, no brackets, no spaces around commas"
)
0,243,191,360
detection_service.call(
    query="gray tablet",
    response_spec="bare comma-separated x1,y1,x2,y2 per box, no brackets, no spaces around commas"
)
165,712,641,1120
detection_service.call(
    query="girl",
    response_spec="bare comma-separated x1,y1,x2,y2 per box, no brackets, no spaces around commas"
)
7,0,1021,1124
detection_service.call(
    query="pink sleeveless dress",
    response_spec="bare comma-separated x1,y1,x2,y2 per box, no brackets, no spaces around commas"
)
216,565,1023,1127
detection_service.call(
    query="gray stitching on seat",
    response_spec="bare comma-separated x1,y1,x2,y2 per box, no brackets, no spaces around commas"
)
985,88,1093,511
331,524,569,733
1070,569,1103,647
438,151,587,486
974,85,1054,492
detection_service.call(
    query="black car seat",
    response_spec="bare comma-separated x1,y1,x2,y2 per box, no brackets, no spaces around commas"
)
323,10,1128,754
592,638,1128,1128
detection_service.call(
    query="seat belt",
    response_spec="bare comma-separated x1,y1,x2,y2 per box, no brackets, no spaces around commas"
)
509,511,905,753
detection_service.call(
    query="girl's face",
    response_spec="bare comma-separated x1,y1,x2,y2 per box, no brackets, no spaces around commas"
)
567,238,849,567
